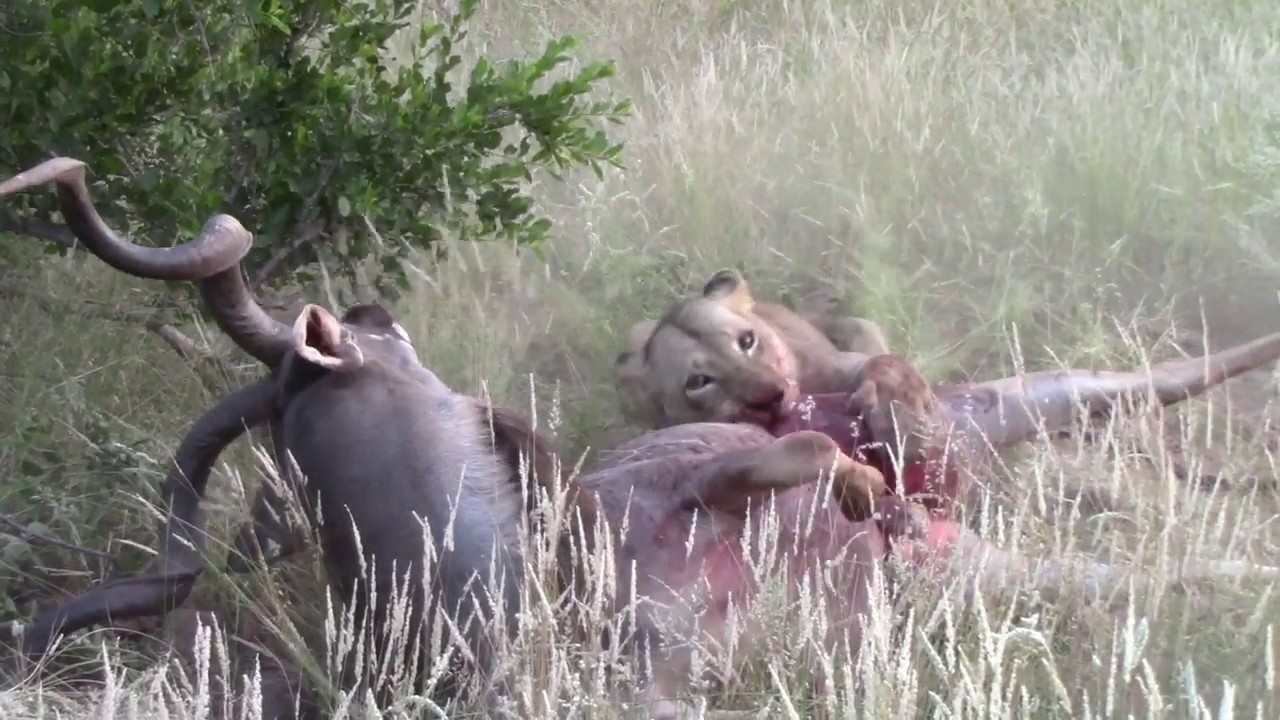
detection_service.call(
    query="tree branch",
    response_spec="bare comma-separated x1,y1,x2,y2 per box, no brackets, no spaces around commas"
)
251,221,326,289
0,514,118,568
0,279,236,395
0,217,83,252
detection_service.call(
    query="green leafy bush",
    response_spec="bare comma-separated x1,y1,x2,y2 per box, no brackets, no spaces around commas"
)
0,0,630,297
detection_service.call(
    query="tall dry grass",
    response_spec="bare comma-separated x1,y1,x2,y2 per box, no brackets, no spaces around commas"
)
3,0,1280,716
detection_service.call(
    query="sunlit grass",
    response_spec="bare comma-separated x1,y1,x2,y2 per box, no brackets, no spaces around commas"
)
3,0,1280,716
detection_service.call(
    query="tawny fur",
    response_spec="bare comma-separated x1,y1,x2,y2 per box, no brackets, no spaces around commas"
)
615,269,889,429
616,268,1280,454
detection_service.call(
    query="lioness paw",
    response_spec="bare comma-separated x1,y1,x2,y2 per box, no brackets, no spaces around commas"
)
830,459,889,522
874,495,930,541
754,430,845,488
848,354,941,460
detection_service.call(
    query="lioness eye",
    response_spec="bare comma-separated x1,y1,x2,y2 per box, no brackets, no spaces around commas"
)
737,330,757,352
685,373,715,392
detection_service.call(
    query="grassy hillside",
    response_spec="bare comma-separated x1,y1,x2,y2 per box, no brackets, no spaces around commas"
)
2,0,1279,716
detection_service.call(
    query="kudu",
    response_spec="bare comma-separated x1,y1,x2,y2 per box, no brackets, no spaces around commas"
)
596,269,1280,716
580,354,1280,718
1,157,566,712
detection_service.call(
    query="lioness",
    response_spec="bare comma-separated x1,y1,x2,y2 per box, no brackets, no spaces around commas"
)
615,268,1280,459
615,268,891,429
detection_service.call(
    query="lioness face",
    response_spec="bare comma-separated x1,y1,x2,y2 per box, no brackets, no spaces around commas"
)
616,269,801,428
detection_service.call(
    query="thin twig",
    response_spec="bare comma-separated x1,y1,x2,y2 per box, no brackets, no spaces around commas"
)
180,0,213,62
0,514,118,567
251,221,326,290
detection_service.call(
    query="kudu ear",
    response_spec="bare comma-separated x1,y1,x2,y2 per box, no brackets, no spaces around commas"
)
292,304,364,371
342,303,414,344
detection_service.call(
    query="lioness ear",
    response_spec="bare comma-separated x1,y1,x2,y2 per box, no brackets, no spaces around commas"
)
615,319,670,424
616,319,657,380
292,304,365,371
702,268,753,304
625,319,658,354
615,350,644,380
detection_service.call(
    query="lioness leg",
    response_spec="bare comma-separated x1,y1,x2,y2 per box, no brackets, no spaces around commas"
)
793,286,892,356
819,316,891,357
227,480,309,573
798,350,878,396
226,423,311,575
794,307,890,392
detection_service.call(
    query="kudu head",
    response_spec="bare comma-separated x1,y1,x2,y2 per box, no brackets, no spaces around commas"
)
0,157,436,668
2,159,571,712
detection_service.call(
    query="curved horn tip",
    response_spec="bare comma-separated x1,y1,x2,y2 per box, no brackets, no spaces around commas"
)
206,213,248,232
201,213,254,243
0,157,89,196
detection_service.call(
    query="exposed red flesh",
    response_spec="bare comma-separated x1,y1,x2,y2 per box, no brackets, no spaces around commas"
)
772,392,962,515
893,518,965,565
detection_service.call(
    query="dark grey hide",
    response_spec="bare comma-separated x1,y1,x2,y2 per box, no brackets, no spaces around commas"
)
266,302,527,702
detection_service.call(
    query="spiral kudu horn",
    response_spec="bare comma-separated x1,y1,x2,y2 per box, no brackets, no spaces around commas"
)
1,157,293,367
